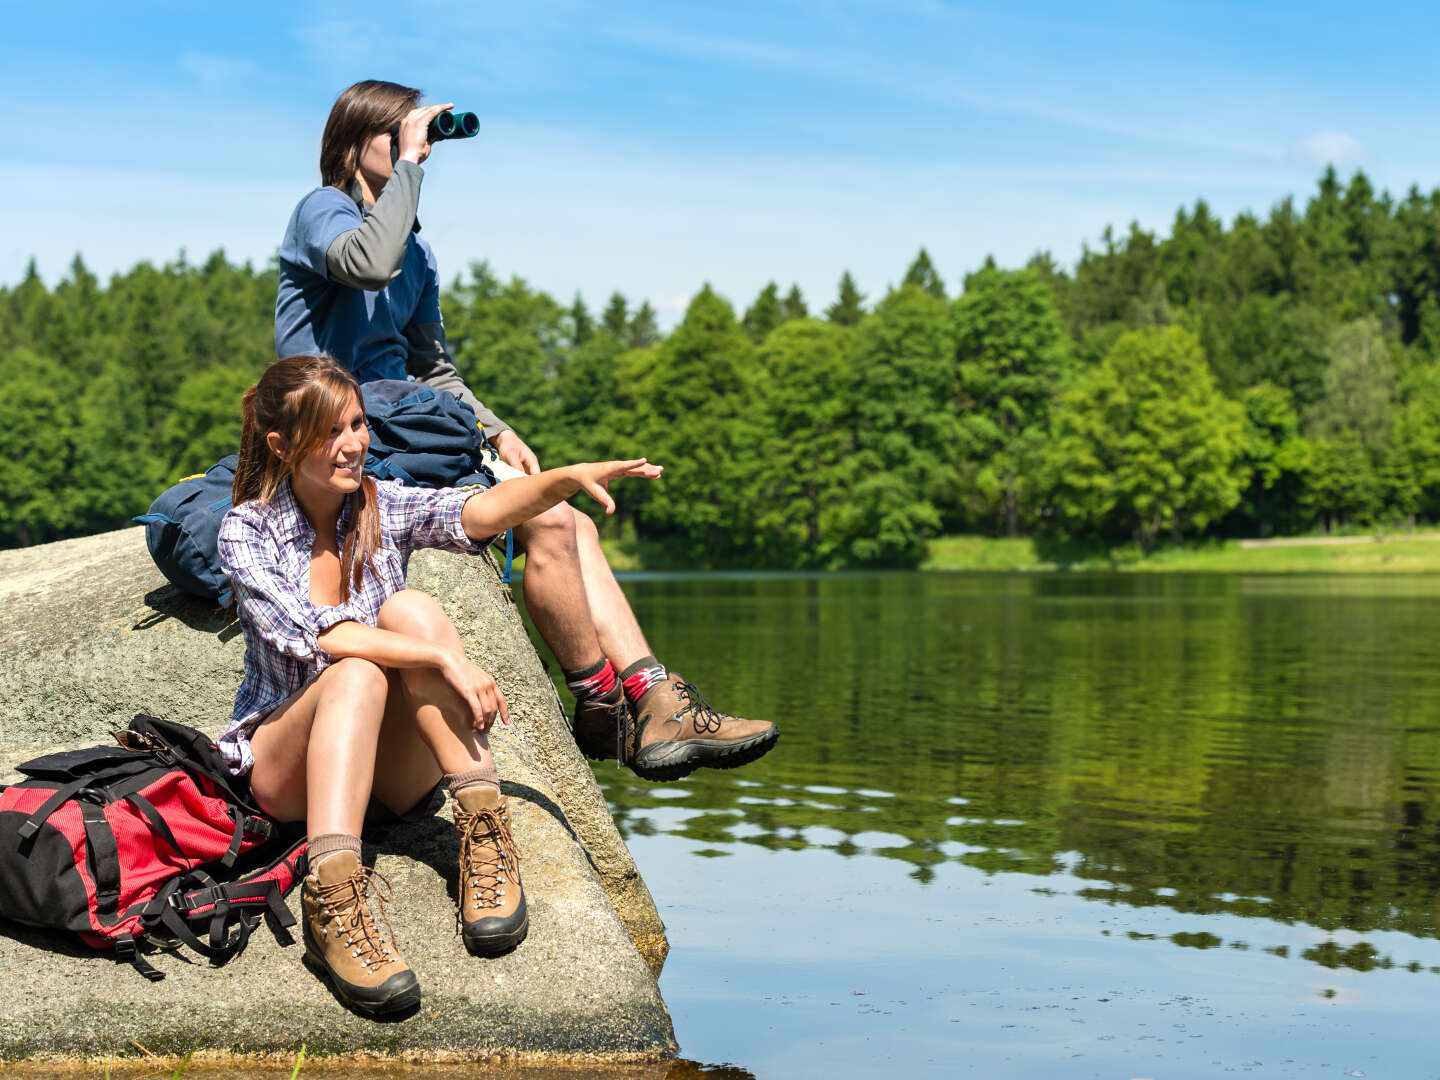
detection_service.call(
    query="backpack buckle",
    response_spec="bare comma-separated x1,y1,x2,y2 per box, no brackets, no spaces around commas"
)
170,891,203,913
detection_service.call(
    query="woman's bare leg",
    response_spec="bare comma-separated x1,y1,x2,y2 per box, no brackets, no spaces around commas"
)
247,656,390,835
368,588,494,816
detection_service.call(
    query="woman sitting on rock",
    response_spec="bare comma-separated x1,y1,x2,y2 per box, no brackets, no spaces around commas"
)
216,353,661,1019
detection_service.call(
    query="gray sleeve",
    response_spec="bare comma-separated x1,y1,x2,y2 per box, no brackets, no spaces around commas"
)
323,161,424,290
403,321,512,439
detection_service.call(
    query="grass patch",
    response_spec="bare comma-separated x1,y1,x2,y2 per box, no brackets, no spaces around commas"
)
558,531,1440,575
924,533,1440,573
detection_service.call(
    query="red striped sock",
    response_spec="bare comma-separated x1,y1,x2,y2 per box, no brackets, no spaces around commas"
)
565,658,617,700
620,656,668,703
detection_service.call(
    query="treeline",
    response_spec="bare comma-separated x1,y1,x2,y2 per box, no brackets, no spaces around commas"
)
6,166,1440,565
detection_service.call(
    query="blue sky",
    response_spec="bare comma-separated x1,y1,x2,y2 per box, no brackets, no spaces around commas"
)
3,1,1439,323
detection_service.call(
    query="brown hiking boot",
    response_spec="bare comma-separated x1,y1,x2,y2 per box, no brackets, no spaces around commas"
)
625,673,779,782
301,851,419,1018
454,786,528,956
572,681,628,761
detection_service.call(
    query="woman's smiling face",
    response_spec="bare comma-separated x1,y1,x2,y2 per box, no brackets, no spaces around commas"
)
291,390,369,503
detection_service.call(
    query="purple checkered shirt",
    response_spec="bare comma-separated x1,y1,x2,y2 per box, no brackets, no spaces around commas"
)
217,476,487,774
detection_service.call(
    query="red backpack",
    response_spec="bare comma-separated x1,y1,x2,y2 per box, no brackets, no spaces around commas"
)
0,714,306,980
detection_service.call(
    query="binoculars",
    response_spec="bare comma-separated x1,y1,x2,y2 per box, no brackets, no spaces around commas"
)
426,110,480,141
388,110,479,163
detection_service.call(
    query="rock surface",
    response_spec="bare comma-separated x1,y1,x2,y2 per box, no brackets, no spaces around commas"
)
0,527,674,1064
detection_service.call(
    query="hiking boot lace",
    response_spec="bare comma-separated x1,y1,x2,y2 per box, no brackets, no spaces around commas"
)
675,680,725,735
314,865,399,974
456,803,522,919
611,697,636,765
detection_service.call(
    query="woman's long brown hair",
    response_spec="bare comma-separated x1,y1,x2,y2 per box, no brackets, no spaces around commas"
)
319,79,422,189
233,355,379,602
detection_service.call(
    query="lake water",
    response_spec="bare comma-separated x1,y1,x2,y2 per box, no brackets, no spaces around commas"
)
544,571,1440,1079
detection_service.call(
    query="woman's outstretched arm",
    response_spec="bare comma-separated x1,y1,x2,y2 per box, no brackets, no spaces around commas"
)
460,458,662,540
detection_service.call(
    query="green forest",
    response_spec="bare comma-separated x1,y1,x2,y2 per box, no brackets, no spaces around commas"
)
5,166,1440,568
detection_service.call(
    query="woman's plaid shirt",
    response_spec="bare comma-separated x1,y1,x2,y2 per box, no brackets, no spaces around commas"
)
217,476,486,773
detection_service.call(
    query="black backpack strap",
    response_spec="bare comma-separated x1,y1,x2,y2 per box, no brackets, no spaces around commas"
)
113,932,164,982
143,872,240,962
153,888,254,963
223,807,245,867
145,839,303,964
123,792,186,865
78,801,121,921
219,807,276,869
15,777,91,845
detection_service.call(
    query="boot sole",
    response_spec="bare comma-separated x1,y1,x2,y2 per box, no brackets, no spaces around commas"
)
463,908,530,957
630,726,779,783
303,928,421,1019
573,728,618,762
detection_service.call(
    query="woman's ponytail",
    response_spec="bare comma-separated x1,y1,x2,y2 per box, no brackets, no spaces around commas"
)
232,385,266,506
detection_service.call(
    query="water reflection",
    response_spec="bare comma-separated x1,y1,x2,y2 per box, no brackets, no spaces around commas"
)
558,573,1440,952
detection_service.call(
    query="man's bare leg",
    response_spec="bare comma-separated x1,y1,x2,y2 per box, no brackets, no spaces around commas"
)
509,502,604,671
571,507,652,668
509,499,778,780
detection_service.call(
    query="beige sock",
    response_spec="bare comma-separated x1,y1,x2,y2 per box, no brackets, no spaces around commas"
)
445,763,500,797
307,832,362,868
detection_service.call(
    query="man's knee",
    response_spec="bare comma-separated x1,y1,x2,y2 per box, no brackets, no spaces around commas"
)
377,588,450,640
515,501,578,558
570,505,599,546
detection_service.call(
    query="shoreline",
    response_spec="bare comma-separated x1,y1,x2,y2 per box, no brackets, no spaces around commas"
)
589,532,1440,575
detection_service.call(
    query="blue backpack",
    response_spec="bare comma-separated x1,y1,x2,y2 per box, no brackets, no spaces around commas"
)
134,456,239,605
361,380,497,490
137,381,502,604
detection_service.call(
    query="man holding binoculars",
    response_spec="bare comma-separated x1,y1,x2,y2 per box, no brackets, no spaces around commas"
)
274,78,777,793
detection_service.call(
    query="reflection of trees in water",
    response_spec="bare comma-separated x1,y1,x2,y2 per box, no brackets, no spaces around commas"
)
1106,925,1440,979
582,573,1440,939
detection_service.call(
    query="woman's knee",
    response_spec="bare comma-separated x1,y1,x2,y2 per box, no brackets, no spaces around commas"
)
319,655,390,700
377,588,454,641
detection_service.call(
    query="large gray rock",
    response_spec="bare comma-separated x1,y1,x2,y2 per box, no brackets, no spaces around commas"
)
0,527,674,1064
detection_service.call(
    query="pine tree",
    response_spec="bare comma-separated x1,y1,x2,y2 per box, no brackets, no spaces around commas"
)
902,248,947,301
781,284,808,322
628,301,660,348
630,287,761,564
743,282,782,344
570,295,593,347
601,292,629,339
826,271,866,326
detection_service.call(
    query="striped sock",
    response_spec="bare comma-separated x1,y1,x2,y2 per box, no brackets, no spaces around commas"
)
619,656,668,704
565,657,617,700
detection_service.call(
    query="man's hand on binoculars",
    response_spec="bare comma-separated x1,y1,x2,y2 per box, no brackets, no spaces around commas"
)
395,103,455,166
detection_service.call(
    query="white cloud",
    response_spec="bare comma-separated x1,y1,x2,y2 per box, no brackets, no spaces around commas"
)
1289,131,1368,170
